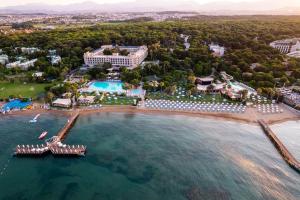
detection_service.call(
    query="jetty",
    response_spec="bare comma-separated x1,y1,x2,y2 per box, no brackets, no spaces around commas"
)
258,120,300,173
57,112,79,141
14,112,86,157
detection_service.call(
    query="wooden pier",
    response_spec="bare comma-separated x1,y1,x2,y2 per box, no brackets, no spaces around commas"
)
57,112,79,141
49,145,86,156
14,112,86,157
15,144,49,156
258,120,300,173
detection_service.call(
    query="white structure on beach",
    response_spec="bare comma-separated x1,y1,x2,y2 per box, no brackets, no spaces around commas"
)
209,44,225,57
270,38,300,58
52,98,72,108
6,59,37,70
84,45,148,69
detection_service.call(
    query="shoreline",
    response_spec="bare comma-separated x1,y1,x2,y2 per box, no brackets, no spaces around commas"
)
2,105,300,125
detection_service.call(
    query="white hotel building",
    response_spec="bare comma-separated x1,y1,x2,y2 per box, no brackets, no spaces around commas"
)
84,45,148,69
6,59,37,70
270,39,300,58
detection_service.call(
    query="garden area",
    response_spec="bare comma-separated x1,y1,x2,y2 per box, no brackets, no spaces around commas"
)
145,87,236,103
100,93,137,105
0,82,50,99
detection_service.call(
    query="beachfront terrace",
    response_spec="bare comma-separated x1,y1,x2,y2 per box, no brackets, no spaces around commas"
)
101,93,137,105
146,86,236,103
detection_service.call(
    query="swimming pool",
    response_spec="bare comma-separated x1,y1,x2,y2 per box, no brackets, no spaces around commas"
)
1,99,32,112
230,82,245,92
88,81,125,93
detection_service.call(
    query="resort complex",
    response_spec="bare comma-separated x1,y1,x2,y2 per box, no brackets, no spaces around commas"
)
0,7,300,200
84,45,148,69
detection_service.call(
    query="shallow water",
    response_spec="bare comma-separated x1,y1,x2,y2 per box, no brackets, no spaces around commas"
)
271,120,300,161
0,113,299,200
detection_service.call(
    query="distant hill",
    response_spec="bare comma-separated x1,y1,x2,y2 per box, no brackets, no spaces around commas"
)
0,0,299,15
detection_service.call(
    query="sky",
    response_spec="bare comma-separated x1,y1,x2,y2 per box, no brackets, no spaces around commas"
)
0,0,263,7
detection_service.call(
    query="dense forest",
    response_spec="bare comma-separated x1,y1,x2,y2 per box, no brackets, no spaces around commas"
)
1,16,300,97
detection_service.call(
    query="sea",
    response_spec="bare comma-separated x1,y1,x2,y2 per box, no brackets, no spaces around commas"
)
0,112,299,200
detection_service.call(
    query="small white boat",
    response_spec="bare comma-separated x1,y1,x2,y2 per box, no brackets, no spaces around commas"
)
38,131,48,140
29,114,40,123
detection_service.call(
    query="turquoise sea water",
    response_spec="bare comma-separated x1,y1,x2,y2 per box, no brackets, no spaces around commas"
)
0,113,299,200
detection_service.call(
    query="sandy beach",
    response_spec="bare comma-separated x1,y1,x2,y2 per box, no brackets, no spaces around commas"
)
81,106,300,125
2,103,299,125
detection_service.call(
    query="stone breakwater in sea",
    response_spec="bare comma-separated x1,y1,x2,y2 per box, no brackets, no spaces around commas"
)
259,120,300,173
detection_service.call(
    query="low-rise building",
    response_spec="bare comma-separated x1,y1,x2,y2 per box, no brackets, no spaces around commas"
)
50,56,61,65
84,45,148,69
209,44,225,57
0,54,9,65
52,98,72,108
196,76,226,93
270,38,300,58
277,87,300,108
6,59,37,70
220,71,233,81
287,51,300,58
20,47,40,54
32,72,44,77
196,77,214,85
48,50,61,65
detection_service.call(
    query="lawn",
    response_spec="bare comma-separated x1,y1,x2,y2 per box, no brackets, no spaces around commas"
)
0,82,51,99
146,91,236,103
101,94,136,105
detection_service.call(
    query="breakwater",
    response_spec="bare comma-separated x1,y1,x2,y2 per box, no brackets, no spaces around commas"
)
258,119,300,173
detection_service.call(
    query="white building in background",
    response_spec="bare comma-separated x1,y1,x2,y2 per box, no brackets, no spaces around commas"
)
270,38,300,58
6,59,37,70
209,44,225,57
20,47,40,54
32,72,44,78
84,45,148,69
0,54,9,65
50,56,61,65
47,50,61,65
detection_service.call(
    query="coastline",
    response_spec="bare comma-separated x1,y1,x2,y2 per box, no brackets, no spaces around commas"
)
2,105,300,125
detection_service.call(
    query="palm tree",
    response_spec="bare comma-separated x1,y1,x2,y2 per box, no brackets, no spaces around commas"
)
159,82,165,93
186,90,192,99
238,89,248,102
46,91,55,103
